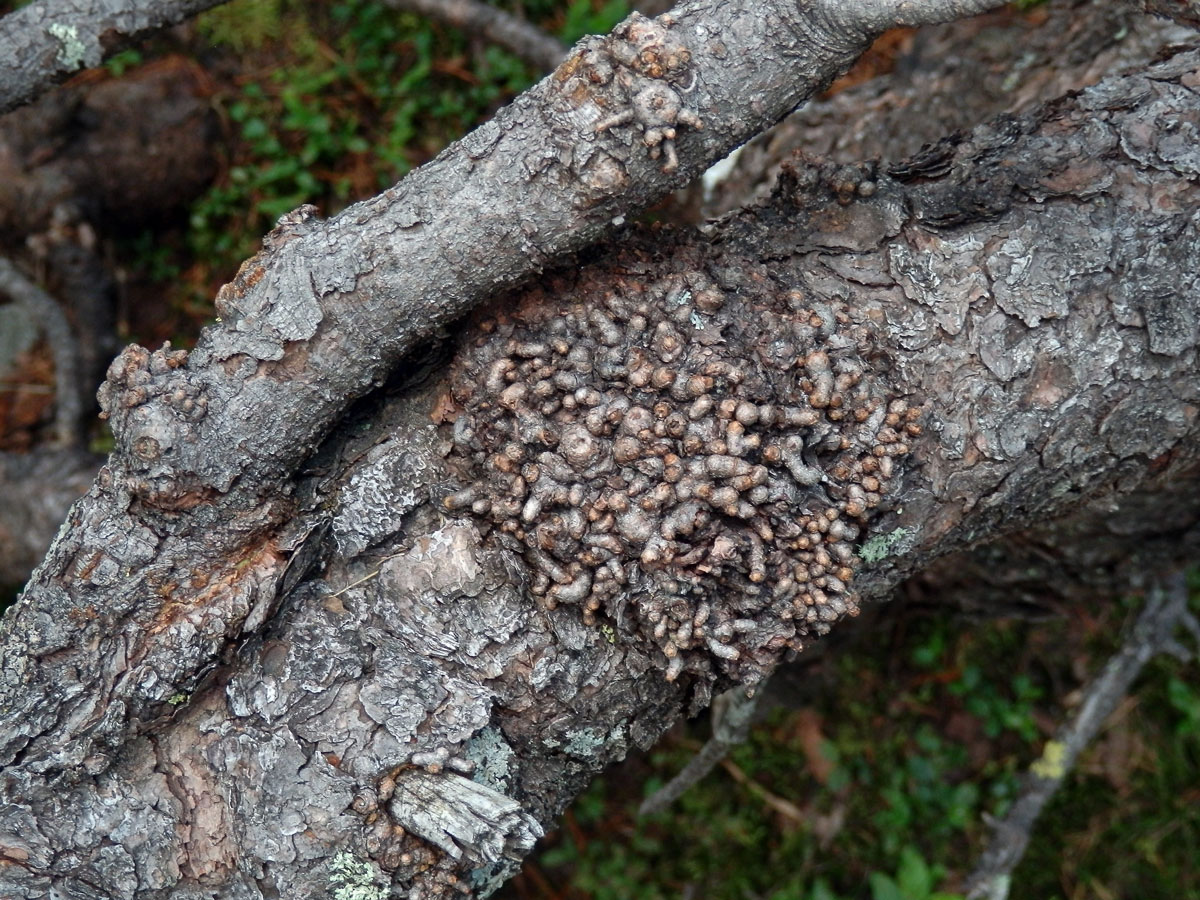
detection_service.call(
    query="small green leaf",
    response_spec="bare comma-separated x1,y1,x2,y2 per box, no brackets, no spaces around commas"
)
869,872,904,900
896,846,933,898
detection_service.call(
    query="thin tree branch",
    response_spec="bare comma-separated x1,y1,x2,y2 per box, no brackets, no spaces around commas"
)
639,682,765,816
1136,0,1200,27
965,574,1199,900
0,255,83,448
0,448,101,587
384,0,567,71
0,0,234,116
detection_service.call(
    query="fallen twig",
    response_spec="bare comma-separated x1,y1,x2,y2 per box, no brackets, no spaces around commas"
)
965,573,1199,900
0,255,83,447
640,680,765,816
383,0,567,71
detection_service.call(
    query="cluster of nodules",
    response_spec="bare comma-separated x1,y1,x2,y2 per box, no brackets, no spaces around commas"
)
444,273,916,681
97,341,193,416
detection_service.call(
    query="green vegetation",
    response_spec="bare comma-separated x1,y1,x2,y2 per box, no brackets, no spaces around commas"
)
184,0,630,278
507,591,1200,900
108,0,630,345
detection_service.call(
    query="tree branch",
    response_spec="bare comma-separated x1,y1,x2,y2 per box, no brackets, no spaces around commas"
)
0,0,232,115
2,36,1198,897
0,448,100,587
0,256,83,447
965,574,1199,900
0,0,1007,786
639,683,764,816
1137,0,1200,27
384,0,567,71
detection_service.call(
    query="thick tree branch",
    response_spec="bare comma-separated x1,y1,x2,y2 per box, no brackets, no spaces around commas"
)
0,0,232,116
384,0,567,71
705,0,1189,219
1,38,1197,897
0,0,1006,788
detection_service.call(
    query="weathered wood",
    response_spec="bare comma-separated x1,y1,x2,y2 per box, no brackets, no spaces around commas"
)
0,0,1005,794
1,36,1197,897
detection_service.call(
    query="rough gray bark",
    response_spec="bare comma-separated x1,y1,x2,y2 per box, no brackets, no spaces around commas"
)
0,0,234,116
1,31,1198,898
0,0,1003,791
704,0,1193,218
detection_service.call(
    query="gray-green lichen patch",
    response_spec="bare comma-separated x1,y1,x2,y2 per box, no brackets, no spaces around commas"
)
561,727,605,758
557,723,628,760
329,851,387,900
48,23,94,71
470,858,525,899
859,526,916,565
466,728,517,793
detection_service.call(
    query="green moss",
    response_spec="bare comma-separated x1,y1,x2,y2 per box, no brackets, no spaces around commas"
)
196,0,285,52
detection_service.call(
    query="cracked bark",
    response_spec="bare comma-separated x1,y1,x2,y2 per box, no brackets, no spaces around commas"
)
704,0,1195,218
0,0,234,116
0,0,1005,791
1,33,1197,898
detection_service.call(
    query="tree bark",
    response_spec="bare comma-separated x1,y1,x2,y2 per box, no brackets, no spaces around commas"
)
2,24,1198,896
704,0,1193,218
0,0,234,116
0,0,1004,790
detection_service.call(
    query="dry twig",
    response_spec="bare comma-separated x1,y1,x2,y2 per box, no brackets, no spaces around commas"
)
965,573,1199,900
384,0,566,71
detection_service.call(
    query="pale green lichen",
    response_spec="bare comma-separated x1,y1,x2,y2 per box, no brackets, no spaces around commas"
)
47,23,90,70
329,851,386,900
466,728,516,792
471,858,524,899
561,724,628,759
562,727,605,757
859,526,916,565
